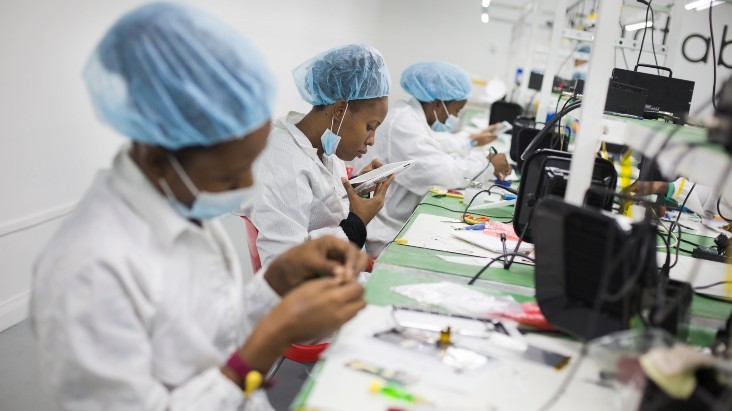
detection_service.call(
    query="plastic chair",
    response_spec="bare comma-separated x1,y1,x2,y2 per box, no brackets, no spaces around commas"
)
239,216,329,378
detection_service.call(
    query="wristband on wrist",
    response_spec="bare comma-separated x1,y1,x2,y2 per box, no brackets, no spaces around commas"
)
226,352,251,388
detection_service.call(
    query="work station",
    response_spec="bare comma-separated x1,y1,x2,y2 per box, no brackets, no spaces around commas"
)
1,1,732,410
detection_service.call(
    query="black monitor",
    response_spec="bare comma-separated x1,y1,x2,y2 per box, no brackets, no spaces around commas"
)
513,150,617,244
604,81,648,119
532,197,658,340
528,72,568,92
489,101,523,127
509,127,566,171
611,67,694,123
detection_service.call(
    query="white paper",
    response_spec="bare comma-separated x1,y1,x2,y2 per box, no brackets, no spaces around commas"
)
400,214,534,259
661,252,732,299
304,306,616,411
437,254,535,267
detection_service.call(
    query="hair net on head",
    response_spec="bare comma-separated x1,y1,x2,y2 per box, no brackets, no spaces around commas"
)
400,61,472,102
83,2,277,150
292,44,391,106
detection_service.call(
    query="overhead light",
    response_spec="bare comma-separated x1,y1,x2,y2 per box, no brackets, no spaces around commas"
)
694,0,724,10
624,21,653,32
481,12,490,23
685,0,724,10
482,0,491,7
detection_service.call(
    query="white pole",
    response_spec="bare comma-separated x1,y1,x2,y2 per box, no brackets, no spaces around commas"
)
518,0,541,97
564,0,623,206
536,0,569,123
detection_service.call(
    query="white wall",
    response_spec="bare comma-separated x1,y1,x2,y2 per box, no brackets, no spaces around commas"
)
0,0,382,332
612,3,732,117
670,4,732,117
373,0,514,102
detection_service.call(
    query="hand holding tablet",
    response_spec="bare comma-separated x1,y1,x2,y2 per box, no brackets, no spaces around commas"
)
343,160,415,198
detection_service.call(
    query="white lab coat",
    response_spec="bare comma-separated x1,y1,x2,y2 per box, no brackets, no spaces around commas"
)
352,98,490,256
249,112,351,266
432,130,472,155
31,148,279,411
669,178,732,219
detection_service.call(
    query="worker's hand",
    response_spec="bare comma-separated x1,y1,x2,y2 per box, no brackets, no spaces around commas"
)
264,236,369,295
270,276,366,343
352,159,385,194
357,159,384,176
489,153,511,180
231,276,365,376
470,123,500,147
625,181,670,197
343,175,395,226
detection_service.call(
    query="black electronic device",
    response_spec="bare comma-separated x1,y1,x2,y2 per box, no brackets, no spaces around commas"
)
488,101,523,127
532,198,658,340
528,72,567,92
691,233,730,263
509,127,566,171
513,150,617,244
509,116,537,163
604,81,648,119
568,78,584,95
611,65,695,124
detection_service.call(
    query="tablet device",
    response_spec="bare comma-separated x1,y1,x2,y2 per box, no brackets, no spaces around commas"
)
497,120,513,135
345,160,415,197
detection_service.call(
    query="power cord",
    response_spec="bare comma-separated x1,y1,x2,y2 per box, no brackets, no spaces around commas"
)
717,197,731,222
710,4,718,111
467,252,537,285
648,1,661,75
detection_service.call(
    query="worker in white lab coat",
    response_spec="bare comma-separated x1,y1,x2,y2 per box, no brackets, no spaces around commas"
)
31,4,368,410
248,45,394,266
627,178,732,220
353,61,511,256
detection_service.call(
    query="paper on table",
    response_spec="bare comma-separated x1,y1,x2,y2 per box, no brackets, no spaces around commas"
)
452,230,533,254
399,214,498,258
304,306,615,411
305,306,502,411
662,252,732,299
664,213,730,239
400,214,534,261
437,254,535,267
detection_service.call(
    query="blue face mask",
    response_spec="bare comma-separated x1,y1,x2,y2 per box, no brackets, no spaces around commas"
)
159,155,253,220
321,102,348,156
431,101,459,132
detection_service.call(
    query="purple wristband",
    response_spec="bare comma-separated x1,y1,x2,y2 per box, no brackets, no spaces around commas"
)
226,352,251,382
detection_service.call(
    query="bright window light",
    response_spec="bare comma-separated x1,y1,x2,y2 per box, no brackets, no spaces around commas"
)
481,12,490,23
482,0,491,7
694,0,723,10
624,21,653,32
685,0,723,10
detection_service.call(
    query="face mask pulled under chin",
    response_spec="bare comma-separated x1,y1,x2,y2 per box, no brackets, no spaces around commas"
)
321,102,348,156
431,101,459,132
159,155,254,220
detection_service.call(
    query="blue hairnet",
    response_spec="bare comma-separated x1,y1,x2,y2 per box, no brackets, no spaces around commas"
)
577,44,592,54
84,2,277,150
292,44,391,106
400,61,472,102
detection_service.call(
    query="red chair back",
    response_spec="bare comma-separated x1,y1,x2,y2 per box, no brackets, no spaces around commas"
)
241,216,329,364
241,216,262,272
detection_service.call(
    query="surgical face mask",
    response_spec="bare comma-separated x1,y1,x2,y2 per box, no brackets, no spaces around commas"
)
431,101,459,132
159,155,253,220
321,102,348,156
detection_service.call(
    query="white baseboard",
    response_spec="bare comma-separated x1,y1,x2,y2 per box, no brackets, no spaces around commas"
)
0,291,30,332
